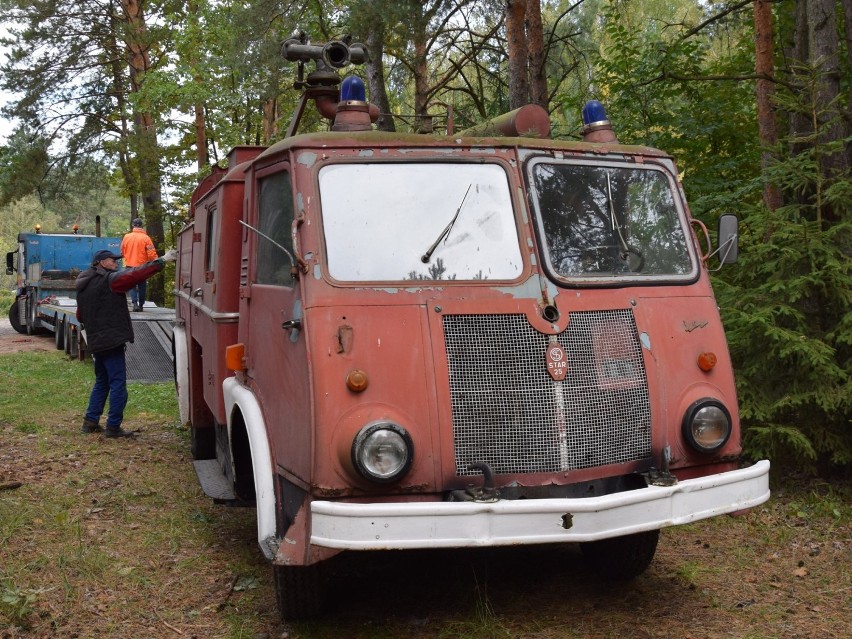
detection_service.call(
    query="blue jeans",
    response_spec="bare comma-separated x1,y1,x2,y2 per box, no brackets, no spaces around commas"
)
129,281,147,308
85,345,128,429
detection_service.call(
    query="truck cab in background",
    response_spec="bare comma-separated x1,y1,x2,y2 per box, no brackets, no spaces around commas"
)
6,229,121,337
172,38,768,620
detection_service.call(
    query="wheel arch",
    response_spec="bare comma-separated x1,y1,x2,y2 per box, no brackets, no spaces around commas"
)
223,377,277,559
172,325,190,426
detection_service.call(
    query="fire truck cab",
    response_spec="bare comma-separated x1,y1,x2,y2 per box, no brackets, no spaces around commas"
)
173,39,770,619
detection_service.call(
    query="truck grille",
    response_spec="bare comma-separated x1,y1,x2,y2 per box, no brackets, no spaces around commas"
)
443,310,651,476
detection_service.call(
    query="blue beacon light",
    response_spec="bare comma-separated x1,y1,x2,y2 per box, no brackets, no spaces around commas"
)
582,100,609,126
340,76,366,102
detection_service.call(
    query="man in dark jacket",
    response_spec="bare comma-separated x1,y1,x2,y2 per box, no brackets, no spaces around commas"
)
76,248,176,438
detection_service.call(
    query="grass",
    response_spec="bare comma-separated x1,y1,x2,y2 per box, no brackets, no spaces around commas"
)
1,348,851,638
0,350,273,638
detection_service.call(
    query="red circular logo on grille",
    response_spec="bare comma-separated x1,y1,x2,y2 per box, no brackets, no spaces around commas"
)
546,343,568,380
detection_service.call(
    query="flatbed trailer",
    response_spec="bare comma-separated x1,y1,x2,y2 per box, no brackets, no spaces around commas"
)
35,297,175,382
6,231,175,381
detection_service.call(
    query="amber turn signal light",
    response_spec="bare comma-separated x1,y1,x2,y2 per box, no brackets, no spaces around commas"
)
346,369,369,392
225,343,246,372
697,352,717,372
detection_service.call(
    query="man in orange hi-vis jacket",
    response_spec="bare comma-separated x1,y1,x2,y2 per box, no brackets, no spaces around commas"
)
120,218,159,311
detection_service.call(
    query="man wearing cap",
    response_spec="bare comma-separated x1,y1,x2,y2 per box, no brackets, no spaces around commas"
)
120,218,158,312
76,248,177,438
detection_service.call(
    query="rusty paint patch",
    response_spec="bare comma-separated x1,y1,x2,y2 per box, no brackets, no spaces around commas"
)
683,319,709,332
312,486,349,498
399,483,430,493
337,325,353,354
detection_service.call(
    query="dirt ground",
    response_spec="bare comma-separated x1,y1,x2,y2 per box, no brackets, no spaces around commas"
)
0,318,56,355
1,318,850,639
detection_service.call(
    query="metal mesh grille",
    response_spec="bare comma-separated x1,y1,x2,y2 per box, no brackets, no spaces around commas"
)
444,310,651,476
126,321,174,383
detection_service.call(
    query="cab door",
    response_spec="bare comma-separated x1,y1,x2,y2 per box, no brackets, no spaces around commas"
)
244,164,312,482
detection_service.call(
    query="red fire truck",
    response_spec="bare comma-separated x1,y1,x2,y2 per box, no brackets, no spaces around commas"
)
173,37,770,619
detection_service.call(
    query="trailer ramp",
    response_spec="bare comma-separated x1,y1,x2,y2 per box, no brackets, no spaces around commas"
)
127,308,174,383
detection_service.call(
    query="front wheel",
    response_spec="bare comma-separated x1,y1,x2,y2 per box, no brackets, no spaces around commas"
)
580,529,660,580
8,301,27,334
273,564,323,620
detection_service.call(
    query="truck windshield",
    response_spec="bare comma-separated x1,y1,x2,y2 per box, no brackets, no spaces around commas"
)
320,163,522,282
529,160,695,280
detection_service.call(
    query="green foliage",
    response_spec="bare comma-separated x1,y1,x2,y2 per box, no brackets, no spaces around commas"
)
0,582,47,628
709,64,852,471
0,130,49,206
581,3,850,474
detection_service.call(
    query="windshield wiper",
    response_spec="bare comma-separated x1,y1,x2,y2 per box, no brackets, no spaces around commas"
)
606,172,630,257
421,183,472,263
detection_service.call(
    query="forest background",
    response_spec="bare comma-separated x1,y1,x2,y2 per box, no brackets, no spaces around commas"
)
0,0,849,476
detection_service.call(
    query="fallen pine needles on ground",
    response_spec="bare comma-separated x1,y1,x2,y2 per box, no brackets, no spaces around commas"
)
1,350,850,639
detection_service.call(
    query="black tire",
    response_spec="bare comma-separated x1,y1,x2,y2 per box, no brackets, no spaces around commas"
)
273,564,323,620
26,297,36,335
55,317,65,350
25,296,46,336
68,324,80,359
580,529,660,580
8,301,27,334
63,322,72,355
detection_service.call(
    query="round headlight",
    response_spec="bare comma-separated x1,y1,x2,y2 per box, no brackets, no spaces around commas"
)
682,399,732,453
351,421,413,483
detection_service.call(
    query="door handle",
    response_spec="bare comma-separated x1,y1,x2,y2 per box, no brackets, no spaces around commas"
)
193,288,203,297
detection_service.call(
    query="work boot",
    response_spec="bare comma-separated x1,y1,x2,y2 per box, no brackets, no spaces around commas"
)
81,419,103,434
104,427,136,439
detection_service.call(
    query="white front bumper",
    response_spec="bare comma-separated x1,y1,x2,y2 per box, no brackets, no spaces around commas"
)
311,460,770,550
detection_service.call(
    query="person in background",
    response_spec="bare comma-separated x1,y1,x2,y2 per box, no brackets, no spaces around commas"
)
77,248,178,438
120,218,158,311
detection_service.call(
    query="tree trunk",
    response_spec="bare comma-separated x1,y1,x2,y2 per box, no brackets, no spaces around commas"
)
262,97,278,144
807,0,848,207
843,0,852,168
121,0,165,303
783,0,811,158
106,14,138,221
754,0,782,212
189,1,207,170
413,17,431,132
194,102,207,170
506,0,530,109
527,0,548,111
366,22,396,132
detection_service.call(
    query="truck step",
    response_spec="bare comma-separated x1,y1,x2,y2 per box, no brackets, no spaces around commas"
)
192,459,236,501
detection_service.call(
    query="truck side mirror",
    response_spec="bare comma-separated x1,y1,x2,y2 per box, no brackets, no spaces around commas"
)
5,251,15,275
717,214,739,265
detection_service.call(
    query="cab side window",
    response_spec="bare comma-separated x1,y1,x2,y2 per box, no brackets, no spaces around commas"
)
256,171,295,286
205,206,217,274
